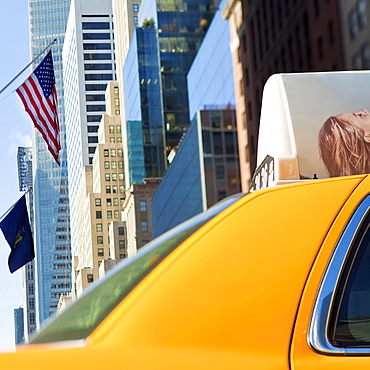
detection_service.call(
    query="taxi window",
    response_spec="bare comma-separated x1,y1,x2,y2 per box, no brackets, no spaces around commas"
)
330,216,370,346
30,194,242,345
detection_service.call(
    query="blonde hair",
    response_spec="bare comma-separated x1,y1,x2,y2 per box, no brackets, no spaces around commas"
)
318,116,370,177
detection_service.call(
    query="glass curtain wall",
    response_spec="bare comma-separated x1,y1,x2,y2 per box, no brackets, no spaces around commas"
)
28,0,72,326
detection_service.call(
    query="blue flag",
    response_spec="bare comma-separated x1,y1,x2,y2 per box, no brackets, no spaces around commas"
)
0,195,34,273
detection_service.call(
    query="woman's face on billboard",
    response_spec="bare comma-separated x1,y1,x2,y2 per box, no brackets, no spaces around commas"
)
336,109,370,131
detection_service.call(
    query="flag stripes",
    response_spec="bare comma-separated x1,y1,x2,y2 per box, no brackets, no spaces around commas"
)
16,51,61,165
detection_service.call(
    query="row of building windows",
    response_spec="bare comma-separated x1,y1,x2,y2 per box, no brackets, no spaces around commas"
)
109,136,122,143
96,210,121,219
105,173,124,181
109,124,121,133
83,33,111,40
84,63,113,71
95,197,125,207
104,149,123,157
103,160,124,169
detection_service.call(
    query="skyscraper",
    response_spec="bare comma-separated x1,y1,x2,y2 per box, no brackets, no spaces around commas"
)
17,147,36,340
63,0,116,255
122,0,220,187
13,307,24,345
28,0,72,325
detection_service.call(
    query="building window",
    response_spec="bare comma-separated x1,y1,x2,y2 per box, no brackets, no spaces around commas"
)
104,161,110,169
141,220,148,232
117,149,123,157
142,240,149,246
96,211,102,219
109,125,115,133
118,227,124,235
117,137,122,143
134,16,139,25
113,185,118,193
111,161,117,169
349,9,359,39
104,149,109,157
105,173,110,181
28,284,34,295
95,198,101,206
29,312,36,325
133,3,139,12
106,198,112,206
114,98,120,106
110,137,115,143
114,86,119,94
110,149,116,157
113,198,119,206
118,161,123,169
120,254,126,259
140,200,147,212
116,125,121,133
96,223,103,232
119,185,125,193
114,210,119,218
29,297,35,310
115,110,120,115
98,248,104,257
218,191,227,200
362,44,370,68
112,173,117,181
119,240,125,248
216,165,225,179
107,210,112,219
358,0,367,29
352,52,363,69
87,274,94,283
106,185,111,193
118,173,124,181
97,236,103,244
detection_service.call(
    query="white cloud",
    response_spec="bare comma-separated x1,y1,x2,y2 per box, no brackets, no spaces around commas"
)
8,130,32,157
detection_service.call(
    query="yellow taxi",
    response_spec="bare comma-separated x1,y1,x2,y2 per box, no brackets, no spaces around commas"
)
2,174,370,369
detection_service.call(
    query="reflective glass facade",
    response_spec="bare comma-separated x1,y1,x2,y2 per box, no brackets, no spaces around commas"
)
124,27,165,186
142,0,218,151
152,109,240,237
187,0,235,119
151,0,240,237
29,0,72,325
17,147,36,339
123,0,218,187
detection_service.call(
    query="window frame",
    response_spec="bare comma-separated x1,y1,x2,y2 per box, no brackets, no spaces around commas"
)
309,194,370,354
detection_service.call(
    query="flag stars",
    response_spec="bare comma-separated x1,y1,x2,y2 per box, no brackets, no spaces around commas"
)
34,53,55,99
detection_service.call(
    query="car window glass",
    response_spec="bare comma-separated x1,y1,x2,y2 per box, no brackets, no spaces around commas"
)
330,217,370,346
30,194,243,344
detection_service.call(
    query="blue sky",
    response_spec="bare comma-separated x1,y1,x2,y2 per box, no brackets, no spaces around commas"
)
0,2,34,350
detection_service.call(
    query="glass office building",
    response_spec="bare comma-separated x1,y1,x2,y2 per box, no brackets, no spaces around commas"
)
17,147,36,340
124,27,165,186
151,0,240,237
123,0,218,187
28,0,72,325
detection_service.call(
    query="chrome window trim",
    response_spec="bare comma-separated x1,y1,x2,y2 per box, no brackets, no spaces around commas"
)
309,194,370,354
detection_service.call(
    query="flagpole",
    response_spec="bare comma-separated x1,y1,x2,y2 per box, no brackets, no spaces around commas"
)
0,38,57,96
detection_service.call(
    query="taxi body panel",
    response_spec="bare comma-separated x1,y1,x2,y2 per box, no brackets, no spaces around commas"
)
291,175,370,369
1,175,368,369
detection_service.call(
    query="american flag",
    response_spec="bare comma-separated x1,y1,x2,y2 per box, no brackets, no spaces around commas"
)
16,50,61,165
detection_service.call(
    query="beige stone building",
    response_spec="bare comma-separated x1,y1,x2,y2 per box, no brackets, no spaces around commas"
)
74,82,127,297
